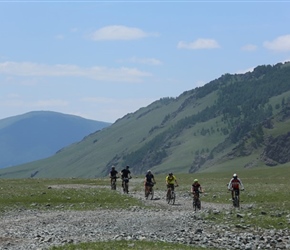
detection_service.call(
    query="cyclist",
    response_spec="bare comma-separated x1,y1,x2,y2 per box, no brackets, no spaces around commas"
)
227,173,244,201
144,170,156,197
109,166,119,186
120,165,132,192
191,179,203,198
166,172,178,200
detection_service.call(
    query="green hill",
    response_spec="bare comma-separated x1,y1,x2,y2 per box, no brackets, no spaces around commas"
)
1,62,290,178
0,111,111,169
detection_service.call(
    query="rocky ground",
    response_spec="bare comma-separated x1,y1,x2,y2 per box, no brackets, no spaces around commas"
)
0,182,289,250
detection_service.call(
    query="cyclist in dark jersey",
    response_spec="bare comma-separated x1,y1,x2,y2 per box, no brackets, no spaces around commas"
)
120,166,131,191
144,170,156,197
109,166,119,186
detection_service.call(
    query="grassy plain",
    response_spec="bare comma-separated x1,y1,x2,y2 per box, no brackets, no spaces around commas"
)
0,178,144,212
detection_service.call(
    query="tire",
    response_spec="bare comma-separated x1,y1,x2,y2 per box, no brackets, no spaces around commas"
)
172,192,175,205
169,191,175,205
235,196,239,208
111,180,116,190
197,199,201,210
233,190,240,208
145,189,149,200
124,183,129,193
193,199,197,211
150,188,154,200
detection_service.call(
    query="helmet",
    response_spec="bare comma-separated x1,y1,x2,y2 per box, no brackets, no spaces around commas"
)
233,173,237,178
194,179,198,183
169,172,173,175
111,166,115,170
147,170,151,173
126,165,130,169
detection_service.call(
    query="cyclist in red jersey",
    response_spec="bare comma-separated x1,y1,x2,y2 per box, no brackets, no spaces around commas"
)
227,173,244,201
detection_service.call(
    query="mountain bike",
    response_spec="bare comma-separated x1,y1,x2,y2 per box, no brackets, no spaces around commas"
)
110,177,119,190
233,189,243,208
167,185,178,204
192,191,202,212
145,182,155,200
122,177,131,194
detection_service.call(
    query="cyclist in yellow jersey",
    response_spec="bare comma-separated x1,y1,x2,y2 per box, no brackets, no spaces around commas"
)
166,172,178,199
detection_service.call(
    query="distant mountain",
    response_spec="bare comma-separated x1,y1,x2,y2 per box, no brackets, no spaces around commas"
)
1,62,290,178
0,111,111,169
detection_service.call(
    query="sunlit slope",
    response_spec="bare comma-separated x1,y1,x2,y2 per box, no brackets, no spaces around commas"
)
1,62,290,178
0,89,223,178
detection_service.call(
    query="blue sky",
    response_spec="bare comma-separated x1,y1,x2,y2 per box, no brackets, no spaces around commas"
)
1,1,290,123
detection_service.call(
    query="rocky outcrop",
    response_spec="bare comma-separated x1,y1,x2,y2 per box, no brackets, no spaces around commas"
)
261,132,290,165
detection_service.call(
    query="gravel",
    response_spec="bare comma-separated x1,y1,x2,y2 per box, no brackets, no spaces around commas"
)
0,185,289,250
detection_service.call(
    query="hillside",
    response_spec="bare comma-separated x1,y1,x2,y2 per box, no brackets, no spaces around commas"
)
0,111,111,169
1,62,290,178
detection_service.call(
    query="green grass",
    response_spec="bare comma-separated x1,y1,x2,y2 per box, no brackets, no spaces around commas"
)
1,167,289,249
0,178,145,212
50,240,216,250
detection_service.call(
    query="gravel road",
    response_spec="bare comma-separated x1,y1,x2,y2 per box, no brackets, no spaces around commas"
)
0,181,289,250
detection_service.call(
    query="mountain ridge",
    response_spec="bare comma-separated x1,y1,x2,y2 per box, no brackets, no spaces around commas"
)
1,62,290,178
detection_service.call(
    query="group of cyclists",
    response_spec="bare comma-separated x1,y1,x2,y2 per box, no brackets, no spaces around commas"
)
109,166,245,208
109,165,132,193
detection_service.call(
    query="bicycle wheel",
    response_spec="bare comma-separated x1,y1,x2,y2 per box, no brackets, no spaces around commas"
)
235,196,239,208
145,188,149,199
111,180,116,190
169,191,175,205
166,189,171,204
149,188,154,200
193,198,197,211
124,183,129,193
197,199,201,210
167,193,171,204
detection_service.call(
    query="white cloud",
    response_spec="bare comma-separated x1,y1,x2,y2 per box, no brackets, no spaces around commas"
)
177,38,220,50
0,61,151,83
118,56,162,66
263,34,290,51
241,44,257,51
89,25,154,41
